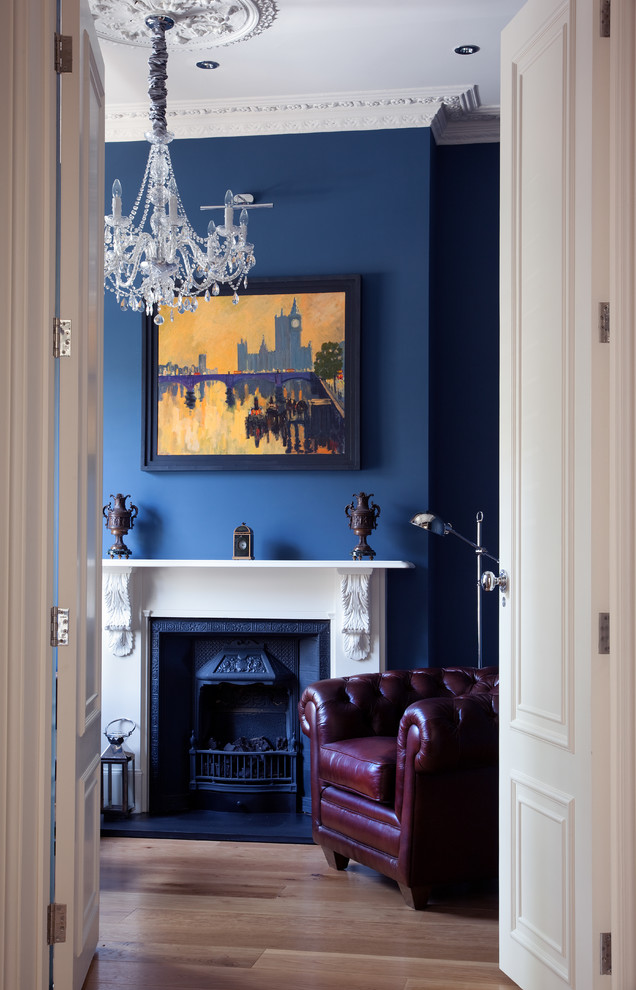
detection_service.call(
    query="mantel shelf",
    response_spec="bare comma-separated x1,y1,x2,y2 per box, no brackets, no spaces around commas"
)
102,559,414,569
102,558,413,665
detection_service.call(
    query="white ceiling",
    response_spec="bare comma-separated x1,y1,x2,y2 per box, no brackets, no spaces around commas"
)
98,0,526,143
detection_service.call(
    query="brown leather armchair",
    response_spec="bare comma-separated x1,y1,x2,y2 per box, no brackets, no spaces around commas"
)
298,666,498,908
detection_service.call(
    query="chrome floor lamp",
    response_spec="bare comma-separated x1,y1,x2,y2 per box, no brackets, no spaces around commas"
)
411,510,508,668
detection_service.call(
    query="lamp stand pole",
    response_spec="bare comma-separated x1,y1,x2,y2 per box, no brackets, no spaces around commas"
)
476,511,484,669
409,507,507,669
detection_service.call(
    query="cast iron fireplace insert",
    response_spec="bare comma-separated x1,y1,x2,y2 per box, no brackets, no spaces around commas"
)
190,639,298,812
148,617,330,819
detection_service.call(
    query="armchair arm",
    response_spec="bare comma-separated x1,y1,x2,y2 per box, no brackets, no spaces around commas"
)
299,678,374,745
397,694,499,775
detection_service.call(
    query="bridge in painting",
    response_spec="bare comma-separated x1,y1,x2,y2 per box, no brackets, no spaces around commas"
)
158,370,317,392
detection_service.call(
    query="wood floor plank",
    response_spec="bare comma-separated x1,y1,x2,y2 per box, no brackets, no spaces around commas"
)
84,969,401,990
98,907,498,963
92,940,262,968
406,981,516,990
253,947,508,980
85,838,515,990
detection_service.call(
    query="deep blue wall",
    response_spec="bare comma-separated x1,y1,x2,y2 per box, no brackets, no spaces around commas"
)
428,142,500,667
104,128,434,664
102,129,500,668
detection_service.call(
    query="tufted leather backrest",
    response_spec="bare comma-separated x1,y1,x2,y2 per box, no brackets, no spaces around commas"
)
299,666,499,745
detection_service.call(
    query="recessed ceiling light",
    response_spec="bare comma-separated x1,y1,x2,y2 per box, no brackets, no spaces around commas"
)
454,44,480,55
196,59,220,70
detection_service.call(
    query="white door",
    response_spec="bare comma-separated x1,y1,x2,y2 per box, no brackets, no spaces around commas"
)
53,0,105,985
499,0,611,988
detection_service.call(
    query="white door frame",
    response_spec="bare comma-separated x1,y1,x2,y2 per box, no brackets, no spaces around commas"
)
609,0,636,983
0,0,58,986
53,0,104,983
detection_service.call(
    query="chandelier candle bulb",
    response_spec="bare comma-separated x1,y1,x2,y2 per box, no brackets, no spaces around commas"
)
112,179,122,220
224,189,234,229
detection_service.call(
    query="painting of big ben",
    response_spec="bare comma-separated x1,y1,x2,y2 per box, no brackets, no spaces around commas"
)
142,275,360,471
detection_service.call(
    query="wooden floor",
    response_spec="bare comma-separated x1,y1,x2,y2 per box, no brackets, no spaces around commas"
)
84,837,518,990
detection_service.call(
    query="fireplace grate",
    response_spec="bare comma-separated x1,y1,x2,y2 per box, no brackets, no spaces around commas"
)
191,748,296,792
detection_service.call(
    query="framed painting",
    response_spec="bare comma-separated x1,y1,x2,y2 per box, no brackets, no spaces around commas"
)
142,274,360,470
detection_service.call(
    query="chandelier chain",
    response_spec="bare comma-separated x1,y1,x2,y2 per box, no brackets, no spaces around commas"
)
146,17,170,140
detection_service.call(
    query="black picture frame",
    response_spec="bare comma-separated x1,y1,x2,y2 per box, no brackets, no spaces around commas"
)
142,274,360,471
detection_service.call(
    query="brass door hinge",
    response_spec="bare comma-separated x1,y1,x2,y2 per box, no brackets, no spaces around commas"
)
600,0,611,37
53,318,71,359
55,33,73,74
598,613,610,654
599,302,610,343
47,903,67,944
50,606,70,648
600,932,612,975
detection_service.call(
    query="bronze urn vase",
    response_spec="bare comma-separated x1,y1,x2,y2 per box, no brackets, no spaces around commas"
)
103,493,138,559
345,492,381,560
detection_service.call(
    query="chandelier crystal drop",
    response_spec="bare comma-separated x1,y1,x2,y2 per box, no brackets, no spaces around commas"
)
103,15,256,322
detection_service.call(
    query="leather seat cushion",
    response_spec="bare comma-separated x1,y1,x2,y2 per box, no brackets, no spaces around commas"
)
319,736,397,803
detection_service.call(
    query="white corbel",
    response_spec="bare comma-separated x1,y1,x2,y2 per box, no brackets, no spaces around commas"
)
339,570,372,661
103,568,133,656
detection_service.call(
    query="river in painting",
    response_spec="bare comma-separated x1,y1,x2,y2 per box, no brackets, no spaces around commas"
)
157,375,345,457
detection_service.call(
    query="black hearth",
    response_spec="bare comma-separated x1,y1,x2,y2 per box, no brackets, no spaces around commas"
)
148,617,330,820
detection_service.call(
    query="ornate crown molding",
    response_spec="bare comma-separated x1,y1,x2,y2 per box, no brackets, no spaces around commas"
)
89,0,277,49
430,101,500,145
105,86,500,144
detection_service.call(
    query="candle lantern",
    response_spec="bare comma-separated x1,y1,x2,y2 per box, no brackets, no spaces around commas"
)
101,718,136,818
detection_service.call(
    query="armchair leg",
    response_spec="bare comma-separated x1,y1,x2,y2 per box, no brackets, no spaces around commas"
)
322,847,350,871
399,883,432,910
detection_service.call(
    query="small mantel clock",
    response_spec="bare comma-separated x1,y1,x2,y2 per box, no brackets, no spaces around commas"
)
233,523,253,560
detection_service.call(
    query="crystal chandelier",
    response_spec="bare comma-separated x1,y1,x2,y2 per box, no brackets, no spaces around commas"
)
104,14,256,322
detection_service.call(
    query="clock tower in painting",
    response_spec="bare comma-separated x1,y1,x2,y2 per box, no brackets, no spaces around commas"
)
275,297,303,368
237,298,312,371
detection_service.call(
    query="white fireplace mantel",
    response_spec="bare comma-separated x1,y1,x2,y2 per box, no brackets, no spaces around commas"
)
102,558,413,665
101,558,413,811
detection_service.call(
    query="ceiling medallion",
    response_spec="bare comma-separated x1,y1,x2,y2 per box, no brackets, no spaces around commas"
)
89,0,278,49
